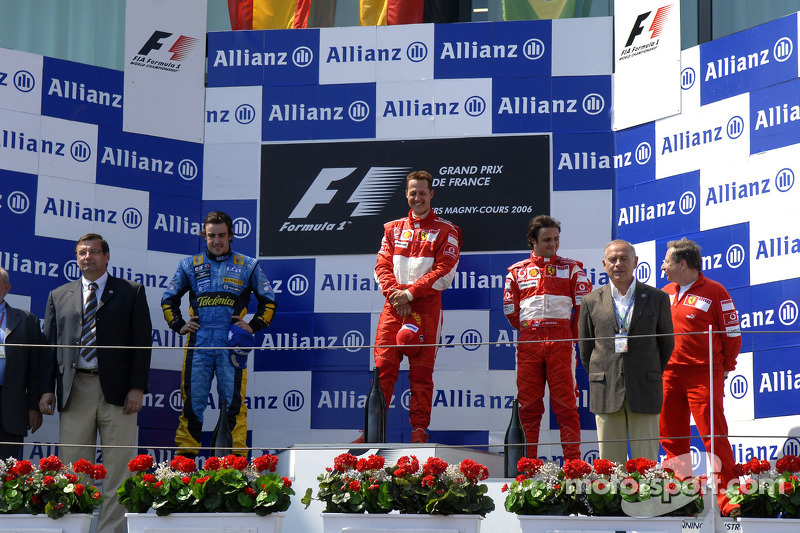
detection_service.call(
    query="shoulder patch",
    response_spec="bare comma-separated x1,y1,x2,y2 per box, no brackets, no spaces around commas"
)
192,254,204,265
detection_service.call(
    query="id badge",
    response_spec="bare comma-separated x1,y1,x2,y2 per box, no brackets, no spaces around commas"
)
614,332,628,353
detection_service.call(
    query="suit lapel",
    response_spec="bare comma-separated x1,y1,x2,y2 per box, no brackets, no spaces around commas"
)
628,285,648,332
599,285,618,332
99,276,118,310
4,304,21,338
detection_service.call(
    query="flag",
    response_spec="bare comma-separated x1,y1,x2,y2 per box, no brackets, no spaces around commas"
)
228,0,312,30
360,0,462,26
503,0,593,21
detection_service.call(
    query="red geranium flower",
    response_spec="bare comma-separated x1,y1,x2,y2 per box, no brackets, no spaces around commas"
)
74,483,85,496
349,480,362,492
91,464,107,480
10,460,33,476
43,475,55,486
334,453,358,473
171,455,197,473
128,455,154,472
459,459,489,483
422,457,448,477
40,455,64,472
563,459,592,479
204,457,222,471
593,458,615,476
282,477,292,488
181,476,191,485
252,454,278,473
221,455,248,471
154,480,163,489
517,457,543,477
142,474,156,483
73,458,93,474
244,487,256,496
501,483,509,492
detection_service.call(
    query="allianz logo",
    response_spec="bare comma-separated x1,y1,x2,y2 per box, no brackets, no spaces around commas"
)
617,191,697,226
704,37,793,82
0,129,91,162
166,390,304,412
738,299,798,329
497,93,605,116
267,101,370,122
661,116,744,154
42,198,143,229
100,146,198,180
382,95,486,118
557,142,652,171
206,103,257,125
212,46,314,68
705,168,794,206
0,69,35,92
326,41,428,64
261,330,366,353
439,38,545,61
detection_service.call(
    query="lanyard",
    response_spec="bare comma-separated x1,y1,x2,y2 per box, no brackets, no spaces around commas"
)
612,291,635,331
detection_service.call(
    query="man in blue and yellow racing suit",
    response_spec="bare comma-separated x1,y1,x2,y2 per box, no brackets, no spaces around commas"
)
162,211,276,457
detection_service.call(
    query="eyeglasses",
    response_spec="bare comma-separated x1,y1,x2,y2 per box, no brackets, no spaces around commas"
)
77,249,104,258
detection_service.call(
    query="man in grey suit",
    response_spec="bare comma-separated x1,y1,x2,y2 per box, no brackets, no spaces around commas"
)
578,240,673,463
0,267,43,458
40,233,151,533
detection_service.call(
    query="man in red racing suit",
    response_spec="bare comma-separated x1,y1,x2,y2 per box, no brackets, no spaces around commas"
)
504,215,591,460
373,170,462,444
660,237,742,517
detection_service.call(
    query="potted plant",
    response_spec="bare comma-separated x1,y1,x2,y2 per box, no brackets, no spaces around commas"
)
119,454,294,533
0,456,104,532
302,452,494,533
503,457,703,533
725,454,800,531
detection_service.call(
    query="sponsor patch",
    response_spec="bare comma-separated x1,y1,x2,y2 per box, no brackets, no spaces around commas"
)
546,265,556,276
503,304,515,314
262,281,273,292
443,243,457,257
234,254,245,265
420,229,439,242
193,255,204,265
726,325,741,337
720,299,736,312
684,294,711,312
400,230,414,240
223,277,244,286
724,311,739,326
556,264,570,278
448,234,459,246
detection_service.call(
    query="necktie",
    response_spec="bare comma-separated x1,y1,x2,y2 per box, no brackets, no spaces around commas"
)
80,282,98,361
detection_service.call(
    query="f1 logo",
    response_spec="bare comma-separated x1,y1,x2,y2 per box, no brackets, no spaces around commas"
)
625,5,672,47
138,31,173,56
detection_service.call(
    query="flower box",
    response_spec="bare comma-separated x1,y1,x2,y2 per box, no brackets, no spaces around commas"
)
126,511,284,533
0,513,92,533
737,517,800,532
518,514,684,533
322,512,482,533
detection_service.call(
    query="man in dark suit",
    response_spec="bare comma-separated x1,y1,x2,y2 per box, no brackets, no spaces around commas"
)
40,233,151,533
0,267,43,458
578,240,673,463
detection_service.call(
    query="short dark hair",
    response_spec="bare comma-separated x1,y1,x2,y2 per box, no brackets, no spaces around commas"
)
406,170,433,191
667,237,703,271
75,233,109,255
202,211,234,237
527,215,561,248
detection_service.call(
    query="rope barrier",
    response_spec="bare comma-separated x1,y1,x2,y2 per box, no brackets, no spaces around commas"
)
5,328,796,458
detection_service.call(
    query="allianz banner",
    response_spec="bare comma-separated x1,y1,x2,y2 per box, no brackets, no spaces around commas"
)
260,135,549,256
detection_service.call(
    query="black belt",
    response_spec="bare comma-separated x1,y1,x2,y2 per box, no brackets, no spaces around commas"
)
76,368,100,375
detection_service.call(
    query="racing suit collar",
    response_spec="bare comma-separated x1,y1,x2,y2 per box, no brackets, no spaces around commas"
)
530,252,561,265
407,209,438,226
206,249,233,262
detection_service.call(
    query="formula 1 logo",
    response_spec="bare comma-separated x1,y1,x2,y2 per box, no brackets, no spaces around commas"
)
624,5,673,47
288,167,411,220
130,31,200,72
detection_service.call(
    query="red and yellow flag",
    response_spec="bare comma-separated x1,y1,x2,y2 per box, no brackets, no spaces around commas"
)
360,0,459,26
228,0,311,30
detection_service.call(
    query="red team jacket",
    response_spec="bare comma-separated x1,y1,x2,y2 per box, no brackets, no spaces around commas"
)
663,273,741,371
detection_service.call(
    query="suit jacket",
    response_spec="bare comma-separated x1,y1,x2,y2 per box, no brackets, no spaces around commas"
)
2,303,42,435
42,276,152,410
578,282,674,415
